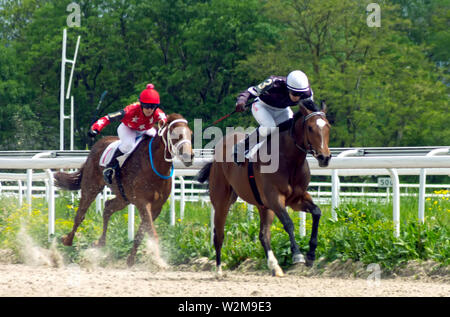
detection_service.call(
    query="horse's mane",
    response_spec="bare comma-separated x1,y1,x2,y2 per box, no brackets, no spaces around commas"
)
277,110,304,133
166,113,185,123
293,110,304,123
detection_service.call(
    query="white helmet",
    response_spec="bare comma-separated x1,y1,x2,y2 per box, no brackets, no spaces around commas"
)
286,70,310,92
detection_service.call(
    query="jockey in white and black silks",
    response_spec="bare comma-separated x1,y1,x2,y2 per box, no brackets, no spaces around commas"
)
88,84,168,184
233,70,319,164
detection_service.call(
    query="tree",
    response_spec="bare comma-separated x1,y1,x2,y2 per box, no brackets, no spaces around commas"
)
239,0,449,146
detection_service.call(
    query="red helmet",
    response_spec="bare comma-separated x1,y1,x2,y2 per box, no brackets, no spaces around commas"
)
139,84,160,105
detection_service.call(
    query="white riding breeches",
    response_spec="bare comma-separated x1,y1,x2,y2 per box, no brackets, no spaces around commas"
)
117,123,156,153
251,99,293,137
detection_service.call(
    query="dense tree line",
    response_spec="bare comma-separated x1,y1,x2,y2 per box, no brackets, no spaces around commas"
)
0,0,448,150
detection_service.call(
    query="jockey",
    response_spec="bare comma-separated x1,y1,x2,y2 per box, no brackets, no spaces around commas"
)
88,84,168,184
233,70,319,164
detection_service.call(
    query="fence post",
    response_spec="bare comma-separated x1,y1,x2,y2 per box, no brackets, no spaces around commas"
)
299,211,306,237
210,205,215,245
26,169,32,213
418,148,450,224
45,169,55,242
128,204,135,241
247,203,254,221
331,149,361,220
170,171,176,226
388,168,400,238
180,176,185,220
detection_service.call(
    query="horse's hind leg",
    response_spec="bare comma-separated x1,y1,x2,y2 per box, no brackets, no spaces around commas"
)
127,220,145,267
258,207,284,277
212,193,235,277
61,184,104,246
94,197,128,247
210,168,236,277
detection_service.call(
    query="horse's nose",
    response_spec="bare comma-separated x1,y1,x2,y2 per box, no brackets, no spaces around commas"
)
317,154,331,167
182,152,194,166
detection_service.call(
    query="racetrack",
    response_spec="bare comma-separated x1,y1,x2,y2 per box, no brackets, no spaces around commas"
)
0,264,448,297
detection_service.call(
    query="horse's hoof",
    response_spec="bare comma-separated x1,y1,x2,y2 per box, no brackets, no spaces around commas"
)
292,253,305,264
92,240,105,248
61,235,73,246
271,267,285,277
305,258,314,267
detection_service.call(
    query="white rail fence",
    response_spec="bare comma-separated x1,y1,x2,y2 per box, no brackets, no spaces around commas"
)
0,149,449,240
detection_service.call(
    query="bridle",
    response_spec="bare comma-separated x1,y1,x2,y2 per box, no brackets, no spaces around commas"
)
157,119,191,162
290,111,326,155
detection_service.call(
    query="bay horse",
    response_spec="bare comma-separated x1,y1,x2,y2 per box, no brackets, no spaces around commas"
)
197,104,331,277
55,113,194,266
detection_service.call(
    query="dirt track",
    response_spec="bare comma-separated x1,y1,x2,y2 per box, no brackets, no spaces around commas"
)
0,264,448,297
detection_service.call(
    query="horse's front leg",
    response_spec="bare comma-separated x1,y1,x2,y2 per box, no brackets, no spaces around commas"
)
270,203,305,265
306,204,321,267
258,207,284,277
298,193,322,267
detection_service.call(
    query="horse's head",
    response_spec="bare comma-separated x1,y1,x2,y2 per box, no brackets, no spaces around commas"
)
158,114,194,166
293,102,332,167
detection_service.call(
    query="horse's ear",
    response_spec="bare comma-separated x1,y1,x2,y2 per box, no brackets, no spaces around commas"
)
298,104,310,117
321,101,327,113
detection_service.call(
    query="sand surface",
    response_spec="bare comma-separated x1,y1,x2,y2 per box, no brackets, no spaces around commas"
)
0,264,448,297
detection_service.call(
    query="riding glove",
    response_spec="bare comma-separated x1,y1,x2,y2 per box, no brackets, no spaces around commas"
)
88,128,99,138
235,101,247,112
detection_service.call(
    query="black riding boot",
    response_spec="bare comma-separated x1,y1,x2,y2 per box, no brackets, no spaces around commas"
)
103,148,124,184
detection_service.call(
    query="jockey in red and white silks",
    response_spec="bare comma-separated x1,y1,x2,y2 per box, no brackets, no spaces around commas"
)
89,83,168,184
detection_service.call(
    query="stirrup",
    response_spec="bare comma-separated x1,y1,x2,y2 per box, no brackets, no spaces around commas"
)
103,167,115,184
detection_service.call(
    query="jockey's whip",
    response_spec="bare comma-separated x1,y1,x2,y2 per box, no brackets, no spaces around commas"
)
86,90,108,149
90,90,108,125
211,110,237,126
205,100,253,129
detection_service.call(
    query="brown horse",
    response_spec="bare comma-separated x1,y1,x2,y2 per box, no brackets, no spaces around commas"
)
197,104,331,277
55,113,194,266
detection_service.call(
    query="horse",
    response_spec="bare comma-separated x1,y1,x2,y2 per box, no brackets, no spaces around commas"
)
54,113,194,266
196,104,331,277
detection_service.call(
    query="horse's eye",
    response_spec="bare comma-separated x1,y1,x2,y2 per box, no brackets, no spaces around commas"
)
308,126,313,132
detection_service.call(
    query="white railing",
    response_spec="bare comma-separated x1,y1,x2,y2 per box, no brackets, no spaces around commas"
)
0,148,449,239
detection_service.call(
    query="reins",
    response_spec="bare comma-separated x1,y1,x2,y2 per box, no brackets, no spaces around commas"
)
158,119,190,162
149,118,190,179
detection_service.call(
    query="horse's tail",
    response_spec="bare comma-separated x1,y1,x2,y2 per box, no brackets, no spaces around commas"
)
54,165,84,191
196,162,212,184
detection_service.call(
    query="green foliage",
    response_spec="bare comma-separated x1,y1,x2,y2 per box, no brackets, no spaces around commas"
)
1,193,448,273
0,0,447,149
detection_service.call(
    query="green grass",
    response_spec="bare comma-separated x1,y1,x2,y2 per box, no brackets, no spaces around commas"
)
0,190,449,273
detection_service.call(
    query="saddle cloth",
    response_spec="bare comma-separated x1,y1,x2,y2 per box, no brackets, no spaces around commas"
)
99,136,145,168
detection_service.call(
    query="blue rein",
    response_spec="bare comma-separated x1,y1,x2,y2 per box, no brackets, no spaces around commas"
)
149,137,174,179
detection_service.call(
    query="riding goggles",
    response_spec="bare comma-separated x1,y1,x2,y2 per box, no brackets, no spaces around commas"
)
141,102,159,109
289,89,311,99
